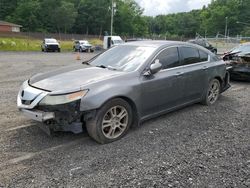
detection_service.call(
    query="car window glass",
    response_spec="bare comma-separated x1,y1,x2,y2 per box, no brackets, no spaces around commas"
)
90,46,156,72
199,50,208,62
155,47,180,69
180,47,200,65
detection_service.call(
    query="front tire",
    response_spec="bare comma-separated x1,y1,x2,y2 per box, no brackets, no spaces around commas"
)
86,98,133,144
201,79,221,105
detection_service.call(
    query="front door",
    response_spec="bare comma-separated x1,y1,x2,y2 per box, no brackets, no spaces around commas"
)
140,47,186,117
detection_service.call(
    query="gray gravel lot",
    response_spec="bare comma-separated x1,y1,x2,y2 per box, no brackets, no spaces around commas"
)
0,52,249,187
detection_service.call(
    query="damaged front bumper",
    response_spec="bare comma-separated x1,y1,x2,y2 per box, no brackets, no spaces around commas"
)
20,109,55,122
17,81,84,134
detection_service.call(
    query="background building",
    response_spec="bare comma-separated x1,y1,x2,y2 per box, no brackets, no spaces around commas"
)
0,21,22,32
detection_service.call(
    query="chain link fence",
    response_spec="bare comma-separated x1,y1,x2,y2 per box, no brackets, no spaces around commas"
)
206,35,250,54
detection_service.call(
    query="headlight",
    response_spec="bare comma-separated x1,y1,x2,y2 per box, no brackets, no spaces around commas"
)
39,90,88,105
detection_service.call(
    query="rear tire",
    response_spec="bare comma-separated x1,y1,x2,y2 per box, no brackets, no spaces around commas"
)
201,79,221,105
86,98,132,144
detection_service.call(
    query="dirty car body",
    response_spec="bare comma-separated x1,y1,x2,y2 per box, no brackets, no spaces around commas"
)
223,42,250,81
17,41,230,143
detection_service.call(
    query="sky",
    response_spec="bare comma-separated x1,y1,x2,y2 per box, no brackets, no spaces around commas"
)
135,0,212,16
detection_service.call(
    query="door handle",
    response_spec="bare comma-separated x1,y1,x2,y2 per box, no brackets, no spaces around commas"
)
175,72,183,77
203,66,208,70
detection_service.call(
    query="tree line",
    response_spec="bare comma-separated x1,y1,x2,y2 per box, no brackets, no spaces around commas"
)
0,0,250,38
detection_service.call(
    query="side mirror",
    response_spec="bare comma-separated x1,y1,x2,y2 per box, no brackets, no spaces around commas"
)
143,59,162,76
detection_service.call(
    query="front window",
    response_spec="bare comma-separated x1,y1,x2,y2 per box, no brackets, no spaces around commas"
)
80,41,89,45
90,45,156,72
156,47,180,69
113,40,123,44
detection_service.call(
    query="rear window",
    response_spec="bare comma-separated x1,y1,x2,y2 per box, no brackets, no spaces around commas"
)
180,47,200,65
199,50,208,62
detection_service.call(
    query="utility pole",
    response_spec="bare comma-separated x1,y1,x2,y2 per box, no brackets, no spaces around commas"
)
224,17,228,38
110,0,116,36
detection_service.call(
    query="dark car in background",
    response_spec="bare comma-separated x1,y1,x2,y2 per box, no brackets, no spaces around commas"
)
17,41,230,144
73,40,94,52
188,39,217,54
41,38,60,52
223,42,250,81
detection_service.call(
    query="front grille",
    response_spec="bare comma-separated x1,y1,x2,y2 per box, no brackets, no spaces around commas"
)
48,45,58,50
22,99,34,105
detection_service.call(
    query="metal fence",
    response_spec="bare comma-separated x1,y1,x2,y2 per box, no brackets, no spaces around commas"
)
0,31,101,41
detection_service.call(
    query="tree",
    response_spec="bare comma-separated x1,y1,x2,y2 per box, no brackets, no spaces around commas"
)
6,0,41,32
0,0,18,20
52,1,77,33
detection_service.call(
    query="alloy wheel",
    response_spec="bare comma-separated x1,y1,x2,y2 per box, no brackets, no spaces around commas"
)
101,105,128,139
207,80,220,104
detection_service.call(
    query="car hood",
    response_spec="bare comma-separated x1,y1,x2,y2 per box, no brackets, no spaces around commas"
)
29,65,124,92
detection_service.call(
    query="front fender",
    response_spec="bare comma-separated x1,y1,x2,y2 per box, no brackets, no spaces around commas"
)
79,78,141,113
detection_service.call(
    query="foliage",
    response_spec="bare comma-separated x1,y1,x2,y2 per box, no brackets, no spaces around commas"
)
0,36,102,51
1,0,250,38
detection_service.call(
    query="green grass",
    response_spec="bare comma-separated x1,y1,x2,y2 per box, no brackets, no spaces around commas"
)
0,37,103,52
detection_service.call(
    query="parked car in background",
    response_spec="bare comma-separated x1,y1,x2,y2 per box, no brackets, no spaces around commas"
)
17,41,230,144
41,38,60,52
223,42,250,81
73,40,94,52
188,39,217,54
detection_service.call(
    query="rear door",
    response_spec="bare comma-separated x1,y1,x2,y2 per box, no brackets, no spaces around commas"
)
178,46,209,102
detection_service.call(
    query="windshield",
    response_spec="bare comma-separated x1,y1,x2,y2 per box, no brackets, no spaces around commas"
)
80,41,89,44
45,39,57,43
113,40,124,44
90,45,156,72
231,44,250,54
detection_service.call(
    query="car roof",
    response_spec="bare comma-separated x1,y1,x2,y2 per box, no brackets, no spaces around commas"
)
121,40,215,56
122,40,198,48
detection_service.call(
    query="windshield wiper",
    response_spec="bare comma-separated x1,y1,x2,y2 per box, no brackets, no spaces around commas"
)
96,65,107,68
96,65,118,70
82,61,90,65
82,52,104,66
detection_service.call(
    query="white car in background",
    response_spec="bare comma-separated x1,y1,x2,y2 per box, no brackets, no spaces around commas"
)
41,38,60,52
73,40,94,52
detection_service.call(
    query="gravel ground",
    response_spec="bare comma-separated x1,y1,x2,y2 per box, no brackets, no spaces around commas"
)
0,52,249,187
